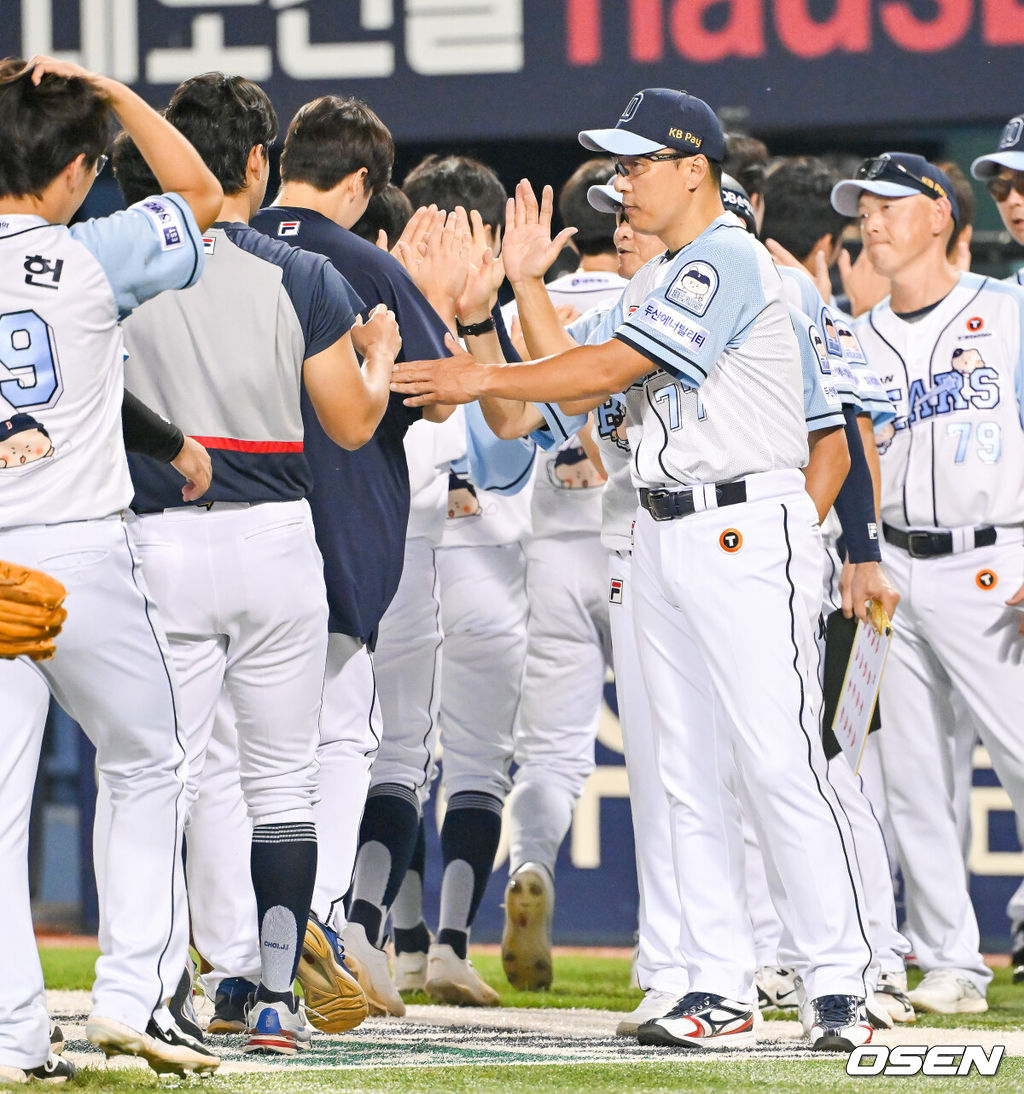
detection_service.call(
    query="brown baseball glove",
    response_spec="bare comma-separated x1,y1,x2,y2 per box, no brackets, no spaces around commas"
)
0,560,68,661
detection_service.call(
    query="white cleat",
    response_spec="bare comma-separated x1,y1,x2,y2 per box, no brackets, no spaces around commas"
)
501,862,554,991
907,969,988,1014
424,943,500,1006
755,966,799,1011
637,991,757,1050
864,988,894,1030
86,1014,220,1076
394,949,429,993
809,995,874,1053
615,989,680,1037
341,922,406,1017
874,970,916,1023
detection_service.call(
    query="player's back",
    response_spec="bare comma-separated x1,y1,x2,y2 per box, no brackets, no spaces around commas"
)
124,223,357,512
0,196,203,528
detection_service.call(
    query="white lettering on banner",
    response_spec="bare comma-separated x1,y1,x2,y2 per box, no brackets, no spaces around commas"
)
406,0,523,75
23,1,523,85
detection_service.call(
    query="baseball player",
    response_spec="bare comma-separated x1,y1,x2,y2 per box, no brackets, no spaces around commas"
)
113,74,400,1053
832,152,1024,1013
0,54,223,1078
393,89,876,1054
972,118,1024,975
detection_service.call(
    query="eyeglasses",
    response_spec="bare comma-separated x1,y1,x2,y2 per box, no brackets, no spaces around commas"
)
986,172,1024,202
856,153,946,200
612,152,691,179
93,154,108,175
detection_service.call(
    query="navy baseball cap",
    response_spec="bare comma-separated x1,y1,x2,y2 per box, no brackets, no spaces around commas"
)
587,175,622,215
721,173,756,233
830,152,958,227
971,114,1024,179
579,88,726,162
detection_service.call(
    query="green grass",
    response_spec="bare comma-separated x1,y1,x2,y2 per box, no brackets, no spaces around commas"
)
41,946,1024,1029
40,1058,1024,1093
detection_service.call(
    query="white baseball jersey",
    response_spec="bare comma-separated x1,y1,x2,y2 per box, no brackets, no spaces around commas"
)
612,217,808,488
778,266,863,410
0,196,202,527
854,272,1024,528
500,268,627,331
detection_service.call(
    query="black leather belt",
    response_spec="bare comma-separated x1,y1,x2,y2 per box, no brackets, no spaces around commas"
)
639,480,747,522
882,522,996,558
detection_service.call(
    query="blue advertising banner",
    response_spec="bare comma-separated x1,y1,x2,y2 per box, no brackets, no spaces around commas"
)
3,1,1021,141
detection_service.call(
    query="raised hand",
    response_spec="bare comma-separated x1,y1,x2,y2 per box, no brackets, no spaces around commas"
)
501,179,577,286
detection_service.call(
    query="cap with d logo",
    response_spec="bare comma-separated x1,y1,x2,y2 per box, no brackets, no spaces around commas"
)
970,114,1024,180
578,88,726,162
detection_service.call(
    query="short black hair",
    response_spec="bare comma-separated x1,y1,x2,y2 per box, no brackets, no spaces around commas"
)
164,73,277,195
936,160,974,256
723,133,769,199
0,58,111,199
403,155,506,236
110,128,159,207
760,156,848,262
280,96,393,196
350,184,413,247
559,158,616,257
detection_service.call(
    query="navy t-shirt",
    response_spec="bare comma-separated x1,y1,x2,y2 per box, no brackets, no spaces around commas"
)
250,206,451,643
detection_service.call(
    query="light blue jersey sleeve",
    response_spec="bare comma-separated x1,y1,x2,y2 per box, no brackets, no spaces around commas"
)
70,192,204,316
526,298,623,448
790,305,844,431
817,303,862,410
613,225,765,386
464,399,536,495
778,264,824,319
831,309,895,427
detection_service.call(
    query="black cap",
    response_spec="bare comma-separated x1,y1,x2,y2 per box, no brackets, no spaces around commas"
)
831,152,958,228
971,115,1024,180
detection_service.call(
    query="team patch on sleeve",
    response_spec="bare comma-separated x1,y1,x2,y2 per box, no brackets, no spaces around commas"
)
638,300,710,351
808,324,831,375
665,260,718,316
818,305,843,357
137,197,186,251
835,317,867,364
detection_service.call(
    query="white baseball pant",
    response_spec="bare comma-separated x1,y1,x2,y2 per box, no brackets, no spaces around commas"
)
507,532,611,873
632,474,873,1003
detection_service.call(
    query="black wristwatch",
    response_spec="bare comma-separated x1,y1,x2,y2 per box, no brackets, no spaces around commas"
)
455,316,496,338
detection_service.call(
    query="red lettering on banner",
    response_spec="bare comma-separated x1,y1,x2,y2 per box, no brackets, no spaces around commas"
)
567,0,602,64
983,0,1024,43
631,0,665,61
774,0,870,57
880,0,972,51
670,0,765,61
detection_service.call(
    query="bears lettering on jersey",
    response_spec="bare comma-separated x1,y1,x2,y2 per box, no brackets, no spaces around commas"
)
666,261,718,316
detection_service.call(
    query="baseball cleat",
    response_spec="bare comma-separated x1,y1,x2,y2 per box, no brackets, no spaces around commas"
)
85,1013,220,1075
424,943,499,1006
340,922,406,1017
615,988,679,1037
864,988,894,1030
755,966,798,1011
206,976,257,1034
0,1055,77,1085
168,957,204,1042
394,948,429,993
874,970,915,1023
298,914,369,1033
636,992,757,1050
243,994,312,1055
809,995,873,1052
906,969,988,1014
501,862,554,991
1012,922,1024,984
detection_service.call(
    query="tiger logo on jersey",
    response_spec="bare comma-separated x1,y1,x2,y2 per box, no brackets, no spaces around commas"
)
719,528,743,553
0,414,53,469
976,569,998,590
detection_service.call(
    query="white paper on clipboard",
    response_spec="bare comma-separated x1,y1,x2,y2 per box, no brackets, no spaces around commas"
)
831,615,894,774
